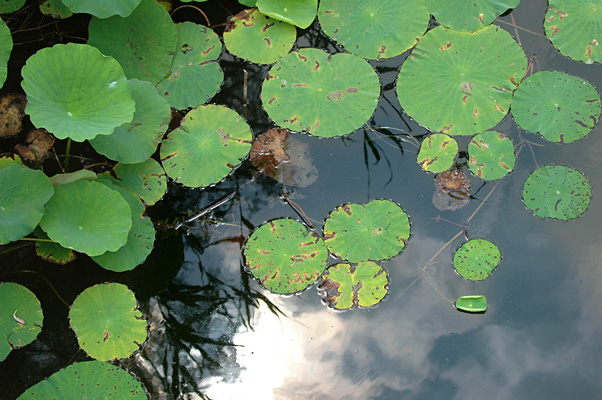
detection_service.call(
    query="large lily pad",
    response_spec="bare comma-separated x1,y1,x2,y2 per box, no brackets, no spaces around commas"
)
426,0,521,32
69,283,147,361
0,164,54,244
323,200,411,263
319,261,389,309
523,165,591,221
243,219,329,294
467,130,515,180
88,0,177,84
39,180,132,257
318,0,430,60
0,282,43,361
21,43,135,142
113,158,167,206
262,48,380,138
0,17,12,88
417,133,458,173
61,0,142,18
160,104,252,188
511,70,601,143
17,361,147,399
256,0,317,29
453,239,501,281
544,0,602,64
397,25,527,136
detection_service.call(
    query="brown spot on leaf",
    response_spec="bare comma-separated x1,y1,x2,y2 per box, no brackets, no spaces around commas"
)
440,41,452,50
479,13,485,25
313,61,320,70
493,104,505,113
342,205,352,216
473,108,479,117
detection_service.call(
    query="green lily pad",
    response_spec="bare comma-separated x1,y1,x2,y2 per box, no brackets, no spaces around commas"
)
89,79,171,163
318,261,389,309
17,361,148,399
467,130,515,180
262,48,380,138
39,0,74,19
0,282,43,361
397,25,527,136
323,200,411,263
21,43,135,142
49,169,97,186
88,0,177,84
426,0,521,32
453,239,501,281
256,0,317,29
69,283,147,361
61,0,142,18
544,0,602,64
39,180,132,257
511,70,601,143
0,154,23,169
113,158,167,206
243,219,329,294
160,104,252,188
34,227,76,264
0,0,25,14
0,17,12,88
224,8,296,64
318,0,430,60
455,295,487,313
0,164,54,244
417,133,458,173
523,165,591,221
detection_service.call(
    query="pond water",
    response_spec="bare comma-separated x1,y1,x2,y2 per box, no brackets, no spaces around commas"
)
2,0,602,399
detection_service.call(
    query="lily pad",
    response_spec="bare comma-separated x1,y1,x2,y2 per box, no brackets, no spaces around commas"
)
160,104,252,188
39,0,74,19
0,282,43,361
224,8,296,64
49,169,97,186
417,133,458,173
455,295,487,313
256,0,317,29
323,200,411,263
467,130,515,180
511,70,601,143
318,0,430,60
17,361,147,399
69,283,147,361
89,79,171,163
61,0,142,18
35,232,76,264
113,158,167,206
88,0,177,85
39,180,132,257
0,17,12,88
426,0,521,32
453,239,501,281
0,153,23,169
544,0,602,64
0,0,25,14
0,164,54,244
262,48,380,138
243,219,329,294
523,165,591,221
397,25,527,136
318,261,389,309
21,43,135,142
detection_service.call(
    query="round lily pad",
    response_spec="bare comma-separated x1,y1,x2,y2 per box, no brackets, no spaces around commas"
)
113,158,167,206
467,130,515,180
0,17,12,88
0,164,54,244
544,0,602,64
243,219,329,294
262,48,380,138
69,283,147,361
34,226,76,264
397,25,527,136
224,9,296,64
39,180,132,257
323,200,411,263
318,261,389,309
39,0,74,19
0,0,25,14
21,43,135,142
88,0,177,84
511,70,601,143
426,0,521,32
17,361,147,399
160,104,252,188
61,0,142,18
417,133,458,173
453,239,501,281
256,0,317,29
523,165,591,221
0,282,43,361
455,295,487,313
318,0,430,60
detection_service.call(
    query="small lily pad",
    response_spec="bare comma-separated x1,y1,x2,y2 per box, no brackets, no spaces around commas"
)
0,0,25,14
512,70,601,143
453,239,501,281
61,0,143,18
0,17,12,88
455,295,487,313
417,133,458,173
426,0,521,32
39,0,74,19
323,200,411,263
243,219,329,294
318,261,389,309
34,227,76,264
467,130,515,180
256,0,317,29
113,158,167,206
523,165,591,221
0,282,43,361
69,283,147,361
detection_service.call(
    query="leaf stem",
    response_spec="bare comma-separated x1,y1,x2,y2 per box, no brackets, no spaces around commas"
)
64,137,71,172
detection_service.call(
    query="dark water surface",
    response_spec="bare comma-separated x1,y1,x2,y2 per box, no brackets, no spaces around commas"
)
2,1,602,399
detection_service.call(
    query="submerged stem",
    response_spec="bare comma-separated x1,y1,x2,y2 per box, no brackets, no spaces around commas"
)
64,137,71,172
